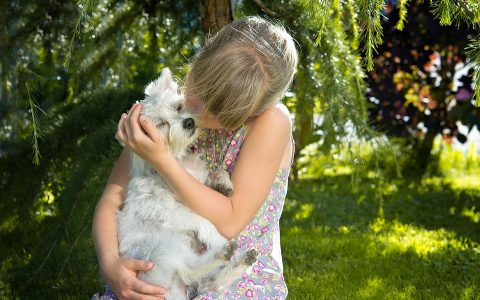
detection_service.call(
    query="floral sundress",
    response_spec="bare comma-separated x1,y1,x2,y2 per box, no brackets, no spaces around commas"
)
190,123,291,300
92,122,292,300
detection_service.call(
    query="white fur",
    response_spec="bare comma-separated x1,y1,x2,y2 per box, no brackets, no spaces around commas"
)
116,68,247,299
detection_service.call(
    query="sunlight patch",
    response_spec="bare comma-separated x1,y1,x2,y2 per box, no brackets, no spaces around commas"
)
461,206,480,223
447,175,480,192
286,226,303,234
34,187,58,221
338,226,350,234
357,276,384,298
294,203,314,220
369,218,458,257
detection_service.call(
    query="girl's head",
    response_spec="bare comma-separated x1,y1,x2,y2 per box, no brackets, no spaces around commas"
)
181,16,298,129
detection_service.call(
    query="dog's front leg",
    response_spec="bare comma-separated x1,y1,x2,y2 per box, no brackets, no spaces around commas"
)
206,167,233,197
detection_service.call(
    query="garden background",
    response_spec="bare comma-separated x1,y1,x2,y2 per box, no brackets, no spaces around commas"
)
1,0,479,299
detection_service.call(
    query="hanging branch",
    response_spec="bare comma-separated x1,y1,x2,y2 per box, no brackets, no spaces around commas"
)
466,34,480,106
430,0,458,26
21,68,47,165
64,0,98,68
344,0,360,50
396,0,411,30
26,83,47,165
430,0,480,106
355,0,385,71
430,0,480,28
457,0,480,25
307,0,331,46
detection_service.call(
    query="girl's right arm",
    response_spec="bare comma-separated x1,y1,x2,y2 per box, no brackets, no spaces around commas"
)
92,146,166,299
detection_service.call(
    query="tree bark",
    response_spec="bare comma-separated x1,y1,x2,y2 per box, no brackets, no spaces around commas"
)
417,129,437,172
292,57,314,182
199,0,233,34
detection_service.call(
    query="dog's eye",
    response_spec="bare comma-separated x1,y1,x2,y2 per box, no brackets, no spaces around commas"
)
176,103,182,112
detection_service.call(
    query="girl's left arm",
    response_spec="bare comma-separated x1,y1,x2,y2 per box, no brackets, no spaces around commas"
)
118,103,291,240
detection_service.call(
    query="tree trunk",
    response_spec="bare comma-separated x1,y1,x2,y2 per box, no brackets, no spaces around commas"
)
417,129,437,172
199,0,233,34
292,58,314,182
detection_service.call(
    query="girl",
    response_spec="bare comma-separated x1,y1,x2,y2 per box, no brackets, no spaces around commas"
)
92,16,298,300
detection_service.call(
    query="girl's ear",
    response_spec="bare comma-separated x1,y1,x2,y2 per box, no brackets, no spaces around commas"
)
145,67,178,97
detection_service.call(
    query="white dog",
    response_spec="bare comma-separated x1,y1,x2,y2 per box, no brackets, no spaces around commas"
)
116,68,256,299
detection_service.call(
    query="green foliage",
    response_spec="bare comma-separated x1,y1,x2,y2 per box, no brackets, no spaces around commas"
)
0,0,201,164
292,0,480,176
64,0,99,68
395,0,412,30
430,0,480,28
466,34,480,106
429,0,480,107
26,83,47,165
298,137,404,184
364,1,480,174
3,0,480,174
355,0,385,71
306,0,385,71
267,0,399,182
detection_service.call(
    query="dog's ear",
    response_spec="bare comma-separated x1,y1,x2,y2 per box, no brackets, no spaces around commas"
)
145,67,178,97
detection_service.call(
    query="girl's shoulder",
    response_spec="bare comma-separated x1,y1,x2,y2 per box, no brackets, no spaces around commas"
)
191,102,291,152
244,102,292,136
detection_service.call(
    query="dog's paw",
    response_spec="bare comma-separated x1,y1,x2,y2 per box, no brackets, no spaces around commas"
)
224,241,238,261
244,249,258,265
215,183,233,197
186,282,199,299
208,168,234,196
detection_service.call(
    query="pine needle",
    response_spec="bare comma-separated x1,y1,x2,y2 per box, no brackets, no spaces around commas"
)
466,34,480,106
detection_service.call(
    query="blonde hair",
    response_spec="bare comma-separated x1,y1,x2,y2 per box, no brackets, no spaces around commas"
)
181,16,298,129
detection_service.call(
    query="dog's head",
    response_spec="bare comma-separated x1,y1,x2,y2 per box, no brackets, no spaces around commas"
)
140,67,198,158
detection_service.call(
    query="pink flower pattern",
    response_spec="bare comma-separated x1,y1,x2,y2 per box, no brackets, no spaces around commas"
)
189,124,291,300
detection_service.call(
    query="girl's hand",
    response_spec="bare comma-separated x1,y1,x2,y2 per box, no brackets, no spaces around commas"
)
101,256,166,300
116,102,170,166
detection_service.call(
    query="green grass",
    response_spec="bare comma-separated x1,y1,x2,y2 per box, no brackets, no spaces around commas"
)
281,174,480,299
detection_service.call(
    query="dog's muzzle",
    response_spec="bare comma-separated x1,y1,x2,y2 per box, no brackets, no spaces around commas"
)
182,118,195,130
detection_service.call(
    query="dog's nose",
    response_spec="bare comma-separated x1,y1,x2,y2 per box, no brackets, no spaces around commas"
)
182,118,195,130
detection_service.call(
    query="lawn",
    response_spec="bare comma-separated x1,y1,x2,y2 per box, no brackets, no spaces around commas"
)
282,173,480,299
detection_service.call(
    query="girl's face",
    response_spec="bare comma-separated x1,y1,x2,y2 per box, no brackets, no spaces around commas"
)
184,92,223,129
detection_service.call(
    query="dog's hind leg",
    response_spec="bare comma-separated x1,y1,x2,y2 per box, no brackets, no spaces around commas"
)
177,251,228,285
200,249,258,292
